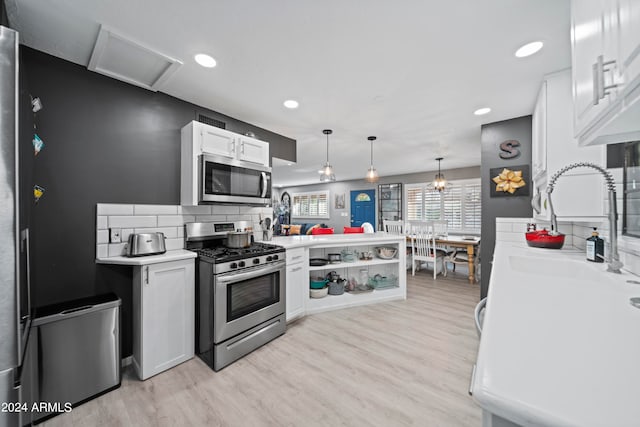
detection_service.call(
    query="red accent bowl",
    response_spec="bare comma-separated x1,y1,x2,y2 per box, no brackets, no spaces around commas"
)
525,229,565,249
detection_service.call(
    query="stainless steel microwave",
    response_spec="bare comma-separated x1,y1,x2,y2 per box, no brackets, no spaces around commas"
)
199,154,271,205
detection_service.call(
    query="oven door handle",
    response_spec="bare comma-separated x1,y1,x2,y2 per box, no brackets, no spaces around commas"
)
216,263,284,284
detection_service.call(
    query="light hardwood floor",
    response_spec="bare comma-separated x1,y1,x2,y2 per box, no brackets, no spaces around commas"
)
43,269,482,427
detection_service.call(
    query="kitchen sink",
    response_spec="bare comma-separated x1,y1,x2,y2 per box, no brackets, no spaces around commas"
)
508,255,597,281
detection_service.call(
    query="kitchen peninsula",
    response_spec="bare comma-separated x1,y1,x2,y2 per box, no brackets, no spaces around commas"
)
270,233,407,321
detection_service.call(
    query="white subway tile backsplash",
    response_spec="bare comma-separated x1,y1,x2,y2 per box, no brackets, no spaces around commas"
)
157,215,188,227
496,231,523,243
108,243,127,257
97,244,108,259
134,204,178,215
212,206,240,215
96,202,278,259
195,215,227,223
179,205,212,215
121,228,134,242
227,214,252,221
109,216,156,228
97,230,109,244
97,204,134,215
496,221,513,233
165,238,185,251
97,216,108,230
133,227,179,239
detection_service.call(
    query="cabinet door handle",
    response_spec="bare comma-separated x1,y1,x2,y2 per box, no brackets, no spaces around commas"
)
231,139,236,154
291,266,302,272
145,266,150,285
241,141,245,154
594,55,619,105
292,255,302,261
593,61,601,106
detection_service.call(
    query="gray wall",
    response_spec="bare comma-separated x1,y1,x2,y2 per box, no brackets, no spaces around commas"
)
480,116,533,299
21,47,296,356
277,166,480,231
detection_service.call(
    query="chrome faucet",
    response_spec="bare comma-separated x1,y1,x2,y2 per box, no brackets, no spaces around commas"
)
546,162,623,274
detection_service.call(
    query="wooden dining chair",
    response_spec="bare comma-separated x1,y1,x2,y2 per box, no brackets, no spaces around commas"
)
411,222,447,279
444,242,481,282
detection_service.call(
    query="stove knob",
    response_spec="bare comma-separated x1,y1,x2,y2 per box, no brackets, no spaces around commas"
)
272,254,279,261
266,256,273,262
238,261,246,268
230,262,238,269
253,258,260,265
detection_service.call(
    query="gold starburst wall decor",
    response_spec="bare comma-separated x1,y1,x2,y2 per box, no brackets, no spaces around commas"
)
492,168,526,194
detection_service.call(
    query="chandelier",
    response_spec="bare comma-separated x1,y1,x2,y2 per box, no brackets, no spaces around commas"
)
433,157,446,192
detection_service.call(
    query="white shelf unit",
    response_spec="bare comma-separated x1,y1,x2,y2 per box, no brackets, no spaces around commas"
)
305,240,407,315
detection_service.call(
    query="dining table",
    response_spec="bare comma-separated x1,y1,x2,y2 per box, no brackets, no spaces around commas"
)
406,234,481,284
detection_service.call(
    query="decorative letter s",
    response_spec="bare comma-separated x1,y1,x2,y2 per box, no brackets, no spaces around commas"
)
499,140,521,159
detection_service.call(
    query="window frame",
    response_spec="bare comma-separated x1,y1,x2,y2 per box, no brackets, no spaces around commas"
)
291,190,331,219
405,178,481,234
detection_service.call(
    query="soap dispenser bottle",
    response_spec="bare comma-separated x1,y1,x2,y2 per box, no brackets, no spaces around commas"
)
586,227,604,263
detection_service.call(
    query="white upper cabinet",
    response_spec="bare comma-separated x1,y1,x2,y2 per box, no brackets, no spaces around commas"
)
180,121,270,205
200,125,237,158
533,69,605,221
571,0,640,145
532,80,547,184
617,0,640,89
238,135,270,165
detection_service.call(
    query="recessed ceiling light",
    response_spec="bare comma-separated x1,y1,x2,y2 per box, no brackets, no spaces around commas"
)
194,53,217,68
515,41,544,58
287,162,293,166
474,107,491,116
283,100,299,109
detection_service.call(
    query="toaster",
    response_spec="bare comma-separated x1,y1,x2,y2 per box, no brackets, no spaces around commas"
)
126,232,167,257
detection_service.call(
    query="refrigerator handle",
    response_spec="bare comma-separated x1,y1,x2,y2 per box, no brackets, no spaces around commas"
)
21,228,31,321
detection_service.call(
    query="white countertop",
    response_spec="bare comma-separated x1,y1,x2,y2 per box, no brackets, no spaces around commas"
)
96,249,197,265
266,232,405,249
472,241,640,427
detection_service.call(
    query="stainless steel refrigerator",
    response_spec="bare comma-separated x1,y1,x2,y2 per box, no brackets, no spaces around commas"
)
0,25,32,427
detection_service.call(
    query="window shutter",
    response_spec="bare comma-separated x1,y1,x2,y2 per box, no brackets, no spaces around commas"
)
291,191,330,219
406,187,423,220
463,183,482,231
443,186,463,229
425,190,442,220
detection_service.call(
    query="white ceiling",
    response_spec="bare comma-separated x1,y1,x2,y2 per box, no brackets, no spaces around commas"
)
7,0,571,187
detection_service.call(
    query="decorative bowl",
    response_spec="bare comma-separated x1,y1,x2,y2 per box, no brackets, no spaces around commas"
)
375,246,398,259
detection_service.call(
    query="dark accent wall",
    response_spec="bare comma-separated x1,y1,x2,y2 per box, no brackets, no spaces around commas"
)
480,116,532,299
21,47,296,356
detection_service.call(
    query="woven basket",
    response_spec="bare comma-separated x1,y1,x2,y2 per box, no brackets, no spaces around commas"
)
328,280,345,295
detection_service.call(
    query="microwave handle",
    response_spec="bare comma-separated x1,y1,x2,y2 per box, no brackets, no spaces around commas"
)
260,172,268,198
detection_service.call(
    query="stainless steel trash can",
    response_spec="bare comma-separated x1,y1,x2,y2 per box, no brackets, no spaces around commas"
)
31,293,121,423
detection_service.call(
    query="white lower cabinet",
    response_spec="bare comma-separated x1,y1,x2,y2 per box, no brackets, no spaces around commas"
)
132,259,195,380
285,248,307,321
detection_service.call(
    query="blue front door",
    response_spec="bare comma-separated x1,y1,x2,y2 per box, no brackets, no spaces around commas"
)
350,189,376,228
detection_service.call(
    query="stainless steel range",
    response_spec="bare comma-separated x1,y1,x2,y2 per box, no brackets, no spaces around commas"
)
186,222,286,371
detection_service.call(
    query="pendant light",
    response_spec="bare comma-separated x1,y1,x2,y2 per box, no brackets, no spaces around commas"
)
365,136,379,183
319,129,336,182
433,157,447,192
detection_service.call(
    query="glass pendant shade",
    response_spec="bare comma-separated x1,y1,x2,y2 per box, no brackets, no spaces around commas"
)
433,157,446,192
365,136,380,183
319,129,336,181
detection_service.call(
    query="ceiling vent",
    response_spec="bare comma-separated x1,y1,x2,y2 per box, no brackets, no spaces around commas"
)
88,25,182,92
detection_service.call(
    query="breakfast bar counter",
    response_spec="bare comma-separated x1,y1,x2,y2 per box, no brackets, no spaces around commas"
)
268,232,407,319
